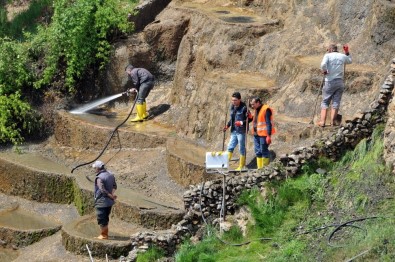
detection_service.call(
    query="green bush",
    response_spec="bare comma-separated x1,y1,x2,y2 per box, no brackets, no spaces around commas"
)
37,0,136,91
0,37,32,95
0,92,42,145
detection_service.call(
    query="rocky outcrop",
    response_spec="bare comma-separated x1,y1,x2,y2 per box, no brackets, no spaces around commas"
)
102,0,395,145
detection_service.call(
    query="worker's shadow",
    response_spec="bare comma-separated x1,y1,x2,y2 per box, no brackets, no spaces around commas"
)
146,104,170,120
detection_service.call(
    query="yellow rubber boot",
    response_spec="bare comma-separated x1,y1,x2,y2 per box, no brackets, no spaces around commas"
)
262,157,270,167
227,152,233,163
257,157,263,169
142,102,148,119
235,155,246,171
130,104,144,122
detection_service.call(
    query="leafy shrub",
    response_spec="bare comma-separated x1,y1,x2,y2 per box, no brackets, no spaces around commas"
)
0,92,42,145
0,37,32,95
37,0,136,91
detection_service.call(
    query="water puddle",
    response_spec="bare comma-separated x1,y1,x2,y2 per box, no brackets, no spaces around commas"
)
0,207,59,230
220,16,255,23
72,216,140,241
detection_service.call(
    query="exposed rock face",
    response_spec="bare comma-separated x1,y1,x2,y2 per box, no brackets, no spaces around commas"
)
103,0,395,149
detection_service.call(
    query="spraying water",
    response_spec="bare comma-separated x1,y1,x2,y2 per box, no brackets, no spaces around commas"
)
70,93,124,114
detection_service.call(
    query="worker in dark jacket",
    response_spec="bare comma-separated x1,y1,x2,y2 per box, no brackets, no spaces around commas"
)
223,92,249,171
92,160,117,240
125,64,155,122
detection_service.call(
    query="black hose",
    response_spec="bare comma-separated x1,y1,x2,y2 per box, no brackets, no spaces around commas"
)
327,216,378,247
71,93,138,173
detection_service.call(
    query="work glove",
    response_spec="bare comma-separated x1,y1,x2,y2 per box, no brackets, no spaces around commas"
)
223,125,229,132
211,151,223,156
266,136,272,145
343,44,349,55
128,88,137,93
235,121,243,127
247,111,253,119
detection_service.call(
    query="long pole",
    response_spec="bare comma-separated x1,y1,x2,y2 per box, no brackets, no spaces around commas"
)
222,104,228,152
244,99,250,163
310,76,325,124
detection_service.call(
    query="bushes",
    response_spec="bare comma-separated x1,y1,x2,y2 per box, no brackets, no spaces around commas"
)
0,0,137,145
0,37,32,95
0,93,42,145
38,0,135,91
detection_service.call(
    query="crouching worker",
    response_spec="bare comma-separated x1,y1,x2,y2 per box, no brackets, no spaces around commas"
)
125,64,155,122
223,92,250,171
250,97,276,169
92,160,117,240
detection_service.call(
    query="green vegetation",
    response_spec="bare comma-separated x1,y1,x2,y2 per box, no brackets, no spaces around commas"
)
175,125,395,261
0,0,52,39
0,0,137,145
136,246,165,262
0,92,42,144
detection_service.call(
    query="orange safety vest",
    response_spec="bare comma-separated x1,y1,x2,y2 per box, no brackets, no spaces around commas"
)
251,105,276,136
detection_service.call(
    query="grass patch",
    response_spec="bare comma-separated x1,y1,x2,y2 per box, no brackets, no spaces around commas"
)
175,125,395,261
136,246,165,262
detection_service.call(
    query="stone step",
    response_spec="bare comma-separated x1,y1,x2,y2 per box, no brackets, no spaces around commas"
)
174,1,281,26
54,110,172,150
0,152,184,230
0,203,61,248
61,214,143,258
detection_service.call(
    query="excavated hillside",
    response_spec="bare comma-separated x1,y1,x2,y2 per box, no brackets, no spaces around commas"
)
104,0,395,158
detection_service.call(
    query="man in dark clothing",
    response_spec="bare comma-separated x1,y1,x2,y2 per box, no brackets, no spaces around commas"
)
223,92,249,171
249,97,275,169
125,64,155,122
92,160,117,240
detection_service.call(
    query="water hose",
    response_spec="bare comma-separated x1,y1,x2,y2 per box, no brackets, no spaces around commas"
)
71,91,138,173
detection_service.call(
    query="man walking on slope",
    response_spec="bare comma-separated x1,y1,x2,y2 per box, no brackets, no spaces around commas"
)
93,160,117,240
250,97,275,169
223,92,250,171
318,43,352,127
125,64,155,122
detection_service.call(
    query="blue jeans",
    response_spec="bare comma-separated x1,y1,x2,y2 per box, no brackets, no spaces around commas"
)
227,131,246,156
137,81,154,104
254,135,269,158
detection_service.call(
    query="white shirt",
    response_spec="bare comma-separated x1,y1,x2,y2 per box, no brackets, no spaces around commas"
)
320,52,352,81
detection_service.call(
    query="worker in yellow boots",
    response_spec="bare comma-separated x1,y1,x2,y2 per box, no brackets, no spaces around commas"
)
125,64,155,122
223,92,250,171
249,97,276,169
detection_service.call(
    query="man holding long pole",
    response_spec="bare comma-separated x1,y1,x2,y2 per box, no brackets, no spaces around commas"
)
223,92,249,171
317,43,352,127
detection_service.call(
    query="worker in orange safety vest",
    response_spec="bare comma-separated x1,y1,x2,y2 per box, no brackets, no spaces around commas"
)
249,97,276,169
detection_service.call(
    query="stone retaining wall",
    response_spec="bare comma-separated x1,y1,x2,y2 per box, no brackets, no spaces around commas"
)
120,58,395,261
